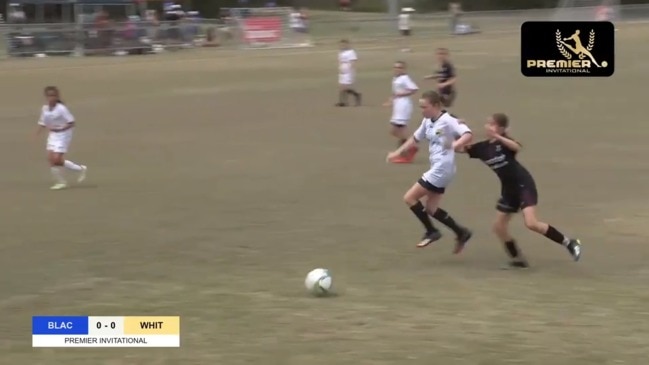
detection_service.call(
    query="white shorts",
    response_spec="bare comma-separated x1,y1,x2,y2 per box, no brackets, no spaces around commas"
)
47,131,73,153
339,73,354,85
420,163,456,193
390,100,413,126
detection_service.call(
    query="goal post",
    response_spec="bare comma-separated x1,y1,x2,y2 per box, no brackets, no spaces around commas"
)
227,7,313,50
552,0,620,22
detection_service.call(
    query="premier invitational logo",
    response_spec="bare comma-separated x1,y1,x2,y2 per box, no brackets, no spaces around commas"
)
521,21,615,77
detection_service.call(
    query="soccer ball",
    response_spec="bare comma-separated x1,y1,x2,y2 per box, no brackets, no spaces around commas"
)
304,268,332,296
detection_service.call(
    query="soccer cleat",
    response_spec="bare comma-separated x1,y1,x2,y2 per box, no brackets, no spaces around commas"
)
567,239,582,261
389,155,413,164
50,183,68,190
77,165,87,183
453,228,473,254
416,230,442,248
500,258,530,270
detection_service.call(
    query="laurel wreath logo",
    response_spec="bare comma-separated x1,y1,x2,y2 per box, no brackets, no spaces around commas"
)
579,29,596,60
556,30,572,59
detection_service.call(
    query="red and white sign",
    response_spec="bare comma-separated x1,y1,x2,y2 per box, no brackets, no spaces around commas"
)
242,17,282,44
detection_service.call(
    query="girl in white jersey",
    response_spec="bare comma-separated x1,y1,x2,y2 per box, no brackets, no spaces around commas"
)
387,91,472,251
336,39,362,107
35,86,87,190
385,61,419,164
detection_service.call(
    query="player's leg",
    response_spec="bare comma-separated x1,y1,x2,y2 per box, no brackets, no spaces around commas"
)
494,191,530,268
336,83,348,107
56,133,87,183
521,205,581,261
47,149,67,190
388,122,416,164
414,169,453,247
441,90,456,108
518,186,581,261
430,207,472,254
345,83,361,106
403,180,442,247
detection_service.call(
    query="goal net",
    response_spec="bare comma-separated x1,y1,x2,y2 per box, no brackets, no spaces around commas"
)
552,0,620,22
226,7,313,50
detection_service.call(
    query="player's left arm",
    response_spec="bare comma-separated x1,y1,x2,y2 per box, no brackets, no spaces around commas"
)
492,134,522,153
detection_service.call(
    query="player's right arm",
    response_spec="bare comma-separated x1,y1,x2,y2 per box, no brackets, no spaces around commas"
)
386,119,425,161
35,107,46,136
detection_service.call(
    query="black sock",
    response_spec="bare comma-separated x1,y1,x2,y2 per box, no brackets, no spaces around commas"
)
504,240,520,258
339,90,347,104
544,225,568,246
409,201,437,233
432,208,464,236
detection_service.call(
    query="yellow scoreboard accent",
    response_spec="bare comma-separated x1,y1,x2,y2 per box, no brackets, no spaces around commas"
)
32,316,180,347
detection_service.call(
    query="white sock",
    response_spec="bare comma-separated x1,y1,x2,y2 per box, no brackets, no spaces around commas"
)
50,166,66,184
64,160,83,171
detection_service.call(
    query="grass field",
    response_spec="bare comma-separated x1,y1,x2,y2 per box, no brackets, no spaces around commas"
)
2,23,649,365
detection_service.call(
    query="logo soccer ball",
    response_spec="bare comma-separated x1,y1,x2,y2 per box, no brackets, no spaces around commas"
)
304,268,332,296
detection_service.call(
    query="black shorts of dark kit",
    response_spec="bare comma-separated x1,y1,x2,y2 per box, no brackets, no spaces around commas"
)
496,182,538,213
400,29,411,36
418,178,445,194
441,90,456,107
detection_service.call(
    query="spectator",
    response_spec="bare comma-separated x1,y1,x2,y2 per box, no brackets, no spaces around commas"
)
449,2,462,33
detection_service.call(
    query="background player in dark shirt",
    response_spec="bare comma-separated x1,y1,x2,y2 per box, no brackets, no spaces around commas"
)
458,113,582,268
425,48,457,107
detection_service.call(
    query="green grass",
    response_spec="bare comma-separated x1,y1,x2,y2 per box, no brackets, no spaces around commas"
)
1,23,649,365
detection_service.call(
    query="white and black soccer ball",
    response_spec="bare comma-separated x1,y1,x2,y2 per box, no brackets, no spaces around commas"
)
304,268,332,296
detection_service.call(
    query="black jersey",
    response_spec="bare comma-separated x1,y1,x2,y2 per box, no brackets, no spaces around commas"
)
466,138,534,187
437,61,456,94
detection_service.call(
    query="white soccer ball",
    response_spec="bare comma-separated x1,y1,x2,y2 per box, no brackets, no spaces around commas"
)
304,268,332,296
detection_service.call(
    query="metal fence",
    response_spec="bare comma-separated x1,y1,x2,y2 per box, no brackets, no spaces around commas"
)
1,4,649,59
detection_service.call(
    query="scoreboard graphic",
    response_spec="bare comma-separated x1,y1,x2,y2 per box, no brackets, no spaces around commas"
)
32,316,180,347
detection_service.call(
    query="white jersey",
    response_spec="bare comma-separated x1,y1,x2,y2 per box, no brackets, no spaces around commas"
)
38,103,75,153
338,49,357,85
289,12,304,29
398,13,411,30
413,112,471,188
390,74,418,125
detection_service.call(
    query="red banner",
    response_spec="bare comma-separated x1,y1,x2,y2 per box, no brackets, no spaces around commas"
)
242,17,282,44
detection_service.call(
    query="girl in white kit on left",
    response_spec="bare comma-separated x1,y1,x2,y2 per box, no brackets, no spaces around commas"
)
35,86,87,190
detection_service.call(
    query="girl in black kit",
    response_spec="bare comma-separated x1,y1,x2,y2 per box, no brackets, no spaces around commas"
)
458,113,582,268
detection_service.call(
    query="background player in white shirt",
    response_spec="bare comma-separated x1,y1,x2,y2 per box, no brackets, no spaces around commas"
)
336,39,362,107
387,91,472,251
384,61,419,164
398,8,413,52
35,86,87,190
289,7,310,45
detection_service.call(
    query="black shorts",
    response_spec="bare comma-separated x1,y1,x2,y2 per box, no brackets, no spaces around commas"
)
496,182,538,213
400,29,411,36
418,178,445,194
440,89,456,107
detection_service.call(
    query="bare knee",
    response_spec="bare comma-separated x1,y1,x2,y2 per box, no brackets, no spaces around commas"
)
49,154,64,166
523,216,544,233
403,192,418,206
